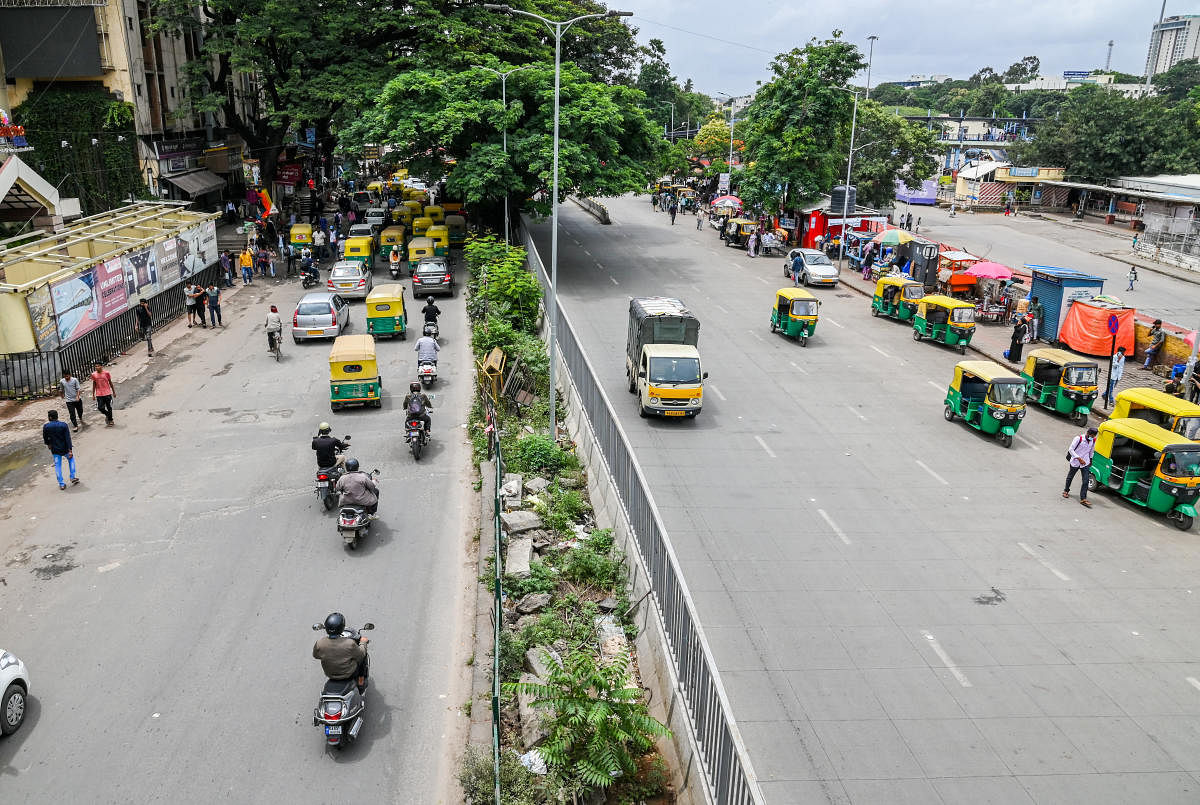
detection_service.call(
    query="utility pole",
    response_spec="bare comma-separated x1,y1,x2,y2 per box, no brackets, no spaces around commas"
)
1146,0,1167,91
865,35,879,99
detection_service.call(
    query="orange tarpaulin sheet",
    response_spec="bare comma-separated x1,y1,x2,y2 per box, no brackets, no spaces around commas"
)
1058,302,1135,357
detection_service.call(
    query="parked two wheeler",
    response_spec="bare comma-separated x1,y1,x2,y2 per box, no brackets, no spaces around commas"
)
315,435,351,511
311,621,374,749
417,361,437,388
337,469,380,549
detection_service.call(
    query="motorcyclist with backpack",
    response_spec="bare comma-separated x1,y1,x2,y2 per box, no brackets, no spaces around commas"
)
403,381,432,435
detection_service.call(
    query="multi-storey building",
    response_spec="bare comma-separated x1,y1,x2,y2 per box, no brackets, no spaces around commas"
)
1145,14,1200,77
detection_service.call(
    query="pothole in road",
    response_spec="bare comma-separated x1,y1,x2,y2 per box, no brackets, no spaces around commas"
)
33,544,78,580
973,587,1007,605
148,411,174,419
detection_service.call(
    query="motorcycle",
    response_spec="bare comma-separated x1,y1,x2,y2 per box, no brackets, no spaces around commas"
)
315,435,351,511
337,469,380,549
417,361,437,388
406,418,429,460
301,264,320,289
422,319,439,340
311,621,374,749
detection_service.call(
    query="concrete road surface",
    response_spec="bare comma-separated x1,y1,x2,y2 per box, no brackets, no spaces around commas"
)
0,267,473,801
532,196,1200,804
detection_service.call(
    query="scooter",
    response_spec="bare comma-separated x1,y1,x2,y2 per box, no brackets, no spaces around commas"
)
417,361,437,388
336,469,380,549
389,258,403,280
311,621,374,749
406,418,429,460
301,263,320,289
422,319,439,340
315,435,351,511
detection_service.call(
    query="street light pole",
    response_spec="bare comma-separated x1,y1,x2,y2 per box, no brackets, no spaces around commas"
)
473,64,531,245
865,35,879,99
484,4,632,443
835,88,860,270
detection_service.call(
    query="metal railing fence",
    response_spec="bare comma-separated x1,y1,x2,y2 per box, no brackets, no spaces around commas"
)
481,389,504,805
522,223,762,804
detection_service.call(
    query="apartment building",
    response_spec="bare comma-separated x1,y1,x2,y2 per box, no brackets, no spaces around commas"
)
1145,14,1200,77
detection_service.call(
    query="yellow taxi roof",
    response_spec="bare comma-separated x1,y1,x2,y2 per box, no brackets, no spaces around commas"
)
1115,387,1200,416
381,225,406,234
424,205,444,213
776,287,818,301
1100,418,1194,451
1026,348,1097,367
922,294,975,309
955,360,1022,383
329,334,377,362
412,216,433,227
367,284,406,302
366,181,384,191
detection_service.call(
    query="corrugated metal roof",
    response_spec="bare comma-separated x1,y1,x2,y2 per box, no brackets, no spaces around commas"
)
958,161,1011,180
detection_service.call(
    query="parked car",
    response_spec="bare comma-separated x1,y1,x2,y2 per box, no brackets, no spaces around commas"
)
328,261,374,300
1,648,29,736
783,248,840,286
292,292,351,342
412,257,454,296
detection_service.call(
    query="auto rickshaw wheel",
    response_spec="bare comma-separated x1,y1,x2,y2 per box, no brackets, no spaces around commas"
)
913,330,922,341
943,405,955,421
958,345,966,355
770,320,777,333
997,434,1013,448
800,335,808,347
1172,512,1194,531
331,402,341,412
1087,475,1101,493
1071,409,1087,425
871,306,879,317
399,331,407,340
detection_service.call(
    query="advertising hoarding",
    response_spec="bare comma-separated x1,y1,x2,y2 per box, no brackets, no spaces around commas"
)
25,284,60,351
123,245,160,301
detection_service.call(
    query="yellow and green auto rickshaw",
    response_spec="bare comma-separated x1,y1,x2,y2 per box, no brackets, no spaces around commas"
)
343,236,375,269
329,334,382,411
365,284,407,340
402,199,423,220
426,224,450,257
441,200,465,215
379,225,407,262
943,360,1027,448
289,222,313,251
1089,418,1200,530
445,214,467,248
723,218,758,248
1020,348,1099,425
769,288,820,346
411,216,433,238
913,295,976,354
423,205,445,225
366,180,385,199
407,236,435,268
871,275,924,321
1110,388,1200,440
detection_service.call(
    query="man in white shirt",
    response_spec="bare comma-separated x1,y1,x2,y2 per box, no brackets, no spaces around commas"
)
1063,427,1097,508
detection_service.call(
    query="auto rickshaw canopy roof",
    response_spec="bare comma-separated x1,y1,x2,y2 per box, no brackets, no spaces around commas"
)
408,236,434,253
403,200,423,211
380,226,406,244
954,360,1023,384
329,333,378,363
445,214,466,229
344,236,373,252
1023,348,1098,371
367,283,406,308
921,293,976,311
1099,417,1194,452
775,287,819,302
289,223,313,240
875,275,921,293
1114,387,1200,418
412,216,434,229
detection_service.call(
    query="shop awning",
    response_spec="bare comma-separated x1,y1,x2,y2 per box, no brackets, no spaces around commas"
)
163,169,226,197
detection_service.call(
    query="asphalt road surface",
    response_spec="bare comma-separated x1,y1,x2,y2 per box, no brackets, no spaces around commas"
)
532,196,1200,804
0,263,473,801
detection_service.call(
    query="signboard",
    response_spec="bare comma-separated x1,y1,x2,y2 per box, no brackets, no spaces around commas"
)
51,257,128,344
155,138,204,158
362,145,381,160
242,158,261,187
1107,315,1120,335
1063,70,1091,79
157,235,180,289
25,284,60,352
1008,167,1039,178
276,163,303,185
123,246,160,301
779,218,796,229
718,172,730,194
178,220,218,279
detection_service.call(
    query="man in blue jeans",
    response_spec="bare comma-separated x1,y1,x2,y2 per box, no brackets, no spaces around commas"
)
42,410,78,490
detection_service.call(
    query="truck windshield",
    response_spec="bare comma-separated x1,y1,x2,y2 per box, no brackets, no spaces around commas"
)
1064,366,1097,386
989,382,1025,406
1161,447,1200,477
650,357,701,385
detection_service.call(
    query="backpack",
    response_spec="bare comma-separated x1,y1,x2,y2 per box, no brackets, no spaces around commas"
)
407,396,425,416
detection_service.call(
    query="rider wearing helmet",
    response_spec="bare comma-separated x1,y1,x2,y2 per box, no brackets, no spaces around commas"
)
311,422,349,470
421,296,441,324
334,458,379,514
312,612,369,689
403,381,433,434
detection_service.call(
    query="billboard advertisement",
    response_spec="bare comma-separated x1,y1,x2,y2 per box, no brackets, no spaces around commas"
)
157,236,180,289
51,257,128,344
178,220,218,279
25,284,60,351
123,245,160,301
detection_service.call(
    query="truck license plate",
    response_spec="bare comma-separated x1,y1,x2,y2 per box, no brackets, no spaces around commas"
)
325,725,342,735
664,410,685,416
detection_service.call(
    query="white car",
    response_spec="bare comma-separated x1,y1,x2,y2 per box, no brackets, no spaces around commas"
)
1,648,29,735
783,248,840,286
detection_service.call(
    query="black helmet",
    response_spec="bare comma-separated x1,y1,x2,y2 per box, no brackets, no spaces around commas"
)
324,612,346,637
426,296,435,305
410,381,421,392
345,457,360,472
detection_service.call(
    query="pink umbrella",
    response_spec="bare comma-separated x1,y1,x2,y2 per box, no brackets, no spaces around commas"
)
964,261,1013,280
710,195,742,207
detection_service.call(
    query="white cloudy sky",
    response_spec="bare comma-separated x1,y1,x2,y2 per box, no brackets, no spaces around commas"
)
616,0,1161,96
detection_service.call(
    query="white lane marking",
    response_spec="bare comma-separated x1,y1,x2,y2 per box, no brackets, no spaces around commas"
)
610,276,619,286
825,317,844,329
846,405,866,422
818,508,851,545
915,459,949,485
922,631,973,688
596,262,605,270
755,276,769,285
714,304,730,314
97,562,120,573
790,361,808,374
870,345,890,358
1187,677,1200,693
748,330,765,342
582,248,592,257
1017,541,1072,582
708,383,727,401
928,380,943,391
753,435,777,458
1016,433,1040,451
571,238,580,246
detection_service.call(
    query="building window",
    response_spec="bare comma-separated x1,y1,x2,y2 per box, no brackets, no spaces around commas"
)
127,16,134,30
136,83,143,97
169,86,175,98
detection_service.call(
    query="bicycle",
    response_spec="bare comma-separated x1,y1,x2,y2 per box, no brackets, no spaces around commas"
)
268,330,283,361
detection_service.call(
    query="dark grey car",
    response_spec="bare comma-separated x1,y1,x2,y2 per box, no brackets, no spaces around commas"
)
412,258,454,296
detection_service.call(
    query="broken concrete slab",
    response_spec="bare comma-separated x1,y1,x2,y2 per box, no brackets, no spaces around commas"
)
517,672,550,748
516,592,553,614
500,510,544,534
504,537,533,578
524,645,563,680
523,476,550,495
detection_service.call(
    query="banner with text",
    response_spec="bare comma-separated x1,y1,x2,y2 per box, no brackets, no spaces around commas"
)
123,246,160,302
51,257,128,345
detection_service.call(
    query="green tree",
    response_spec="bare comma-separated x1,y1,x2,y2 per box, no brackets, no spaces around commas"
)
1001,56,1041,83
849,101,939,207
693,117,731,158
1005,89,1068,119
969,83,1012,117
1153,59,1200,104
739,33,866,210
970,66,1002,85
867,83,911,107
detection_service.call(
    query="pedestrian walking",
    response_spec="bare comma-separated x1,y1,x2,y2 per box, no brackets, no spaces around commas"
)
668,201,678,225
1143,319,1165,369
184,281,199,326
791,253,804,286
329,227,339,259
314,228,327,261
268,248,278,278
219,250,233,287
1006,316,1029,363
256,247,270,277
1063,427,1098,508
651,194,658,212
915,216,921,233
906,212,914,230
1189,366,1200,404
696,209,705,230
1126,265,1138,291
746,231,758,258
1028,296,1044,343
60,370,84,431
193,283,207,326
239,248,254,284
135,298,154,356
42,410,78,490
225,199,237,226
205,284,223,326
90,363,115,427
1132,232,1140,250
1104,346,1125,407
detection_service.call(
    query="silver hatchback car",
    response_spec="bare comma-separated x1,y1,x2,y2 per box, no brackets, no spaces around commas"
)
292,292,350,342
784,248,840,286
328,261,374,299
